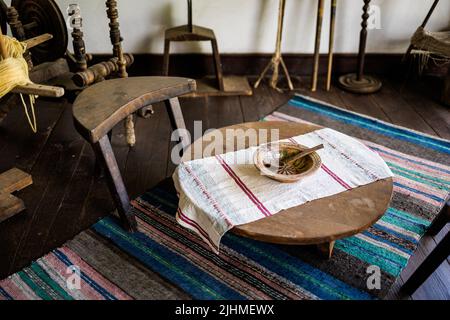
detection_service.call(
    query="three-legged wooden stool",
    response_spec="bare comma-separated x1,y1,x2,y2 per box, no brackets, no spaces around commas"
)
73,76,196,231
163,25,224,92
162,0,224,92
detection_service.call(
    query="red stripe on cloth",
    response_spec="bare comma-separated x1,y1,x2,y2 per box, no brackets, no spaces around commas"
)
288,138,353,189
177,209,210,240
177,209,219,251
313,131,380,181
183,165,234,227
321,164,352,190
215,155,272,217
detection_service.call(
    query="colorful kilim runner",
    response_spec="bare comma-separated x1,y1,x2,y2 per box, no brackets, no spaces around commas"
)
1,94,449,300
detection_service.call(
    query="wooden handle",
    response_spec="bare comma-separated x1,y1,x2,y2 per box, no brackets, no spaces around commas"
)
286,144,324,165
0,168,33,194
0,28,9,59
12,83,65,98
23,34,53,49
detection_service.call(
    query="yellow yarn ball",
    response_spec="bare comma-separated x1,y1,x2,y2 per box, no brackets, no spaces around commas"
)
0,35,38,133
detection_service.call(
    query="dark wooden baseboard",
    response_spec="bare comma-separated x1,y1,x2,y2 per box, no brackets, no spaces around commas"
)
90,53,448,79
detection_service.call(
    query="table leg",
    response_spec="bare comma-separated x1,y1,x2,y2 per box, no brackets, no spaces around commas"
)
163,39,171,76
317,241,335,259
211,38,225,91
92,135,137,232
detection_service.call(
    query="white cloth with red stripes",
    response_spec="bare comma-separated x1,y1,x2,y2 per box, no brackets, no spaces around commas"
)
173,128,394,253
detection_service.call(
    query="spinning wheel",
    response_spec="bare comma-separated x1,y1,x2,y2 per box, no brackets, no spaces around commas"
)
0,11,65,124
11,0,68,64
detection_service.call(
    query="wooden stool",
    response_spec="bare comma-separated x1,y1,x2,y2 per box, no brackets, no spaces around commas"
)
163,26,224,93
73,76,196,232
162,0,251,98
163,0,223,92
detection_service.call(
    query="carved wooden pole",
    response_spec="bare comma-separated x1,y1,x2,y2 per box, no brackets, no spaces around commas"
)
6,7,33,69
338,0,381,94
356,0,370,81
68,4,88,71
106,0,127,78
106,0,135,147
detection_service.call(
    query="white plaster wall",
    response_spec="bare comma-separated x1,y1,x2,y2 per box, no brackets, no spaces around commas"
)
6,0,450,54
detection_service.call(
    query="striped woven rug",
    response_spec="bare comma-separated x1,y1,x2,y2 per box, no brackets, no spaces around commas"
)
1,94,449,300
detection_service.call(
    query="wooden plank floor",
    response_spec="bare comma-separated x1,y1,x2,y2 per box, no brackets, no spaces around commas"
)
0,75,448,300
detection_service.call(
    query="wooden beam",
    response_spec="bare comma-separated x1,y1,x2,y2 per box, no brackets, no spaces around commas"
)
11,83,65,98
0,168,32,223
0,193,26,223
0,168,33,194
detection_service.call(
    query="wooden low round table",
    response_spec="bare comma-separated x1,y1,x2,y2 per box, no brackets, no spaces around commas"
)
181,122,394,258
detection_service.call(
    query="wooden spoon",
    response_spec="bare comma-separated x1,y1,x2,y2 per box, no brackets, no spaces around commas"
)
284,144,324,167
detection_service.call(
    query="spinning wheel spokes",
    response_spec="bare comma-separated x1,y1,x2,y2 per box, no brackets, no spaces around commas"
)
11,0,68,64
